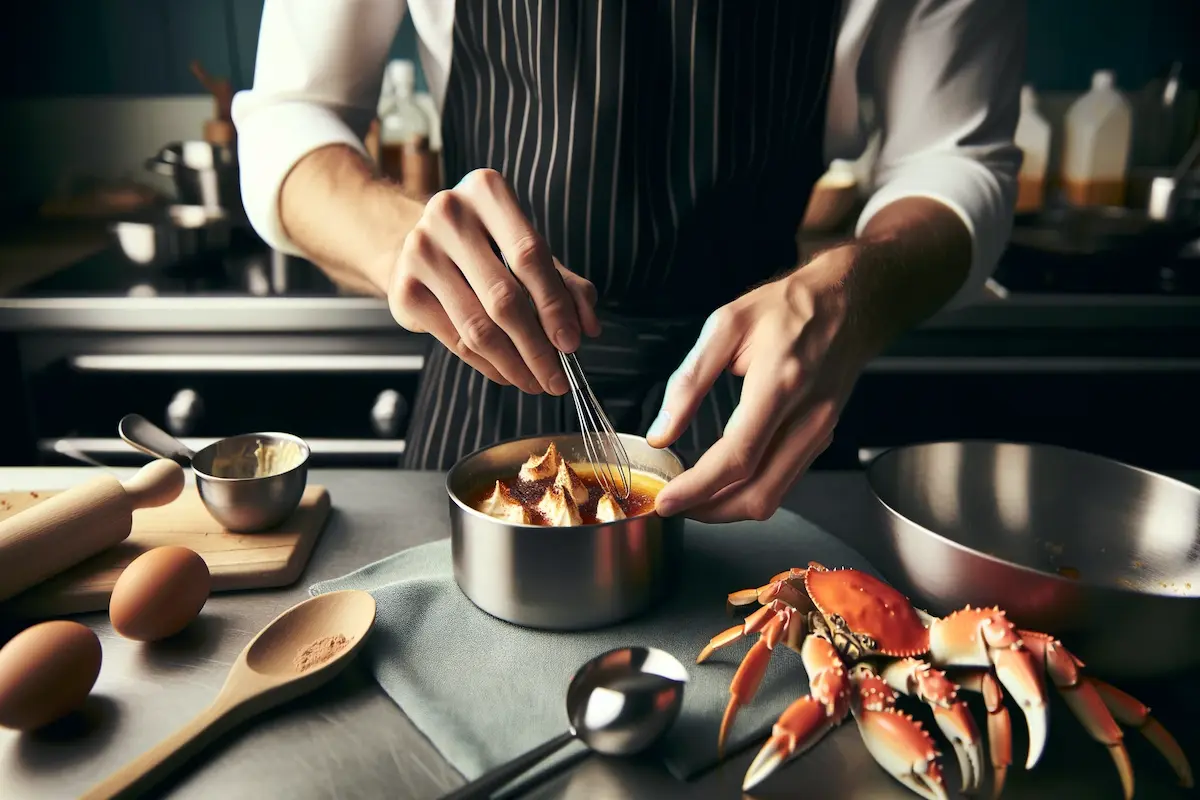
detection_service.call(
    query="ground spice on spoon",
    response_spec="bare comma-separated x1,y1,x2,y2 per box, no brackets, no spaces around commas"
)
294,633,351,672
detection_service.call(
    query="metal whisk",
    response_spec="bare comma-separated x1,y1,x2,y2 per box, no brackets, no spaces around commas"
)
499,252,633,499
558,349,634,500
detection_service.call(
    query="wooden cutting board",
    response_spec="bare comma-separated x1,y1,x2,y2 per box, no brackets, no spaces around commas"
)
0,483,331,618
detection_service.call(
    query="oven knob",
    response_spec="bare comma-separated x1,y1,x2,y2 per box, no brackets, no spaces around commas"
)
371,389,408,438
166,389,204,436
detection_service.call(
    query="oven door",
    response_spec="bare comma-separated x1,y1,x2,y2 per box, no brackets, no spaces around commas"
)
21,333,430,467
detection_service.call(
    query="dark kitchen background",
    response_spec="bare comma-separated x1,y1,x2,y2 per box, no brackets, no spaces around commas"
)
0,0,1197,472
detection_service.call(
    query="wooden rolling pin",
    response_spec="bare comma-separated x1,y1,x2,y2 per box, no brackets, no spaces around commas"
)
0,459,185,602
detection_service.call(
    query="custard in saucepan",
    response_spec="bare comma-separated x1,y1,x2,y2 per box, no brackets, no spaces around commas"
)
468,442,665,526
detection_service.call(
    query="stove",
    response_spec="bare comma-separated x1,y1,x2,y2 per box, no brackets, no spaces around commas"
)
13,228,350,300
4,228,427,469
993,207,1200,295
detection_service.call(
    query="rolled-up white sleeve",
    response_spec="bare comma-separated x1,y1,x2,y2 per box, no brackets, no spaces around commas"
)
857,0,1026,310
231,0,407,255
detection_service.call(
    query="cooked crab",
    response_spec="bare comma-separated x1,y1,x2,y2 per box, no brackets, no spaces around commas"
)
698,562,1193,800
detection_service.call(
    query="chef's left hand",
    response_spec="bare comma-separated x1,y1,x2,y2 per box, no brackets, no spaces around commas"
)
647,244,874,523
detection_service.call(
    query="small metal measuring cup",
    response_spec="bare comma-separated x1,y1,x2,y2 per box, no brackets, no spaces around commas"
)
118,413,310,532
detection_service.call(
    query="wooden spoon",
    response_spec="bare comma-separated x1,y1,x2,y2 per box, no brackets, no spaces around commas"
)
81,589,377,800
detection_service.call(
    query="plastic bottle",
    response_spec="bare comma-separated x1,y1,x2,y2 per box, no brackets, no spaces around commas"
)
378,60,430,183
1014,85,1052,213
1060,70,1133,207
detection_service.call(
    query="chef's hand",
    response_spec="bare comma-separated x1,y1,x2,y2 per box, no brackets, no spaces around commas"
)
388,168,601,395
647,245,872,523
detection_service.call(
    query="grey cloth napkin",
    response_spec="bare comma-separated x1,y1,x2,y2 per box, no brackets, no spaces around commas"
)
309,510,879,785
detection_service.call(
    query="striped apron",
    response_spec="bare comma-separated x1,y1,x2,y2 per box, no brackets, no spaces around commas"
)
403,0,842,470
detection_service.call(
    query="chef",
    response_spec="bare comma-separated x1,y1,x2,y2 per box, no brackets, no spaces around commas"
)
232,0,1025,523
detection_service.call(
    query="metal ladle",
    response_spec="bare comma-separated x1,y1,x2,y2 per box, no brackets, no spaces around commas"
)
440,645,688,800
118,413,310,532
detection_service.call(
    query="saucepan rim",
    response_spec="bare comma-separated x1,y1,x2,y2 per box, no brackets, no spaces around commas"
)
865,438,1200,602
445,431,684,531
191,431,312,483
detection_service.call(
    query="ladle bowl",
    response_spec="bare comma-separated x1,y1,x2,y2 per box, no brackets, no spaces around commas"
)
441,645,688,799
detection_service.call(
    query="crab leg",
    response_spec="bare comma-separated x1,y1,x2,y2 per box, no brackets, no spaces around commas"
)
1020,630,1194,798
702,601,806,756
726,567,809,610
851,665,949,800
952,669,1014,800
742,635,852,791
928,606,1048,770
880,658,984,795
1089,677,1194,789
698,600,781,664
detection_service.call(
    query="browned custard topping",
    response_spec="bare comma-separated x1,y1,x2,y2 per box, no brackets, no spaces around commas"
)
469,442,665,526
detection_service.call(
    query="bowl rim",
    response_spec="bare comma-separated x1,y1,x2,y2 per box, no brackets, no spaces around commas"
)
445,431,685,531
865,438,1200,602
192,431,312,483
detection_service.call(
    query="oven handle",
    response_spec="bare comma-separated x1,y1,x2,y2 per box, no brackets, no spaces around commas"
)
68,354,1200,375
41,437,406,458
68,354,425,373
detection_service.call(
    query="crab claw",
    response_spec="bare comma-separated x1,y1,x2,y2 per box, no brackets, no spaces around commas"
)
881,659,984,795
929,607,1048,770
1020,630,1194,800
742,636,850,791
856,707,949,800
1019,631,1133,798
743,695,838,791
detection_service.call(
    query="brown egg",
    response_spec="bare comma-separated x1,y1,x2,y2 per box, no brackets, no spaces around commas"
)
0,620,102,731
109,546,211,642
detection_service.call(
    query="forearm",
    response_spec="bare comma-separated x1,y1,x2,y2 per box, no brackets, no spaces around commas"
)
809,196,973,359
278,144,425,297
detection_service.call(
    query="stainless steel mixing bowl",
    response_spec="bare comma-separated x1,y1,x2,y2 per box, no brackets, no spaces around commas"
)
446,433,686,631
866,440,1200,677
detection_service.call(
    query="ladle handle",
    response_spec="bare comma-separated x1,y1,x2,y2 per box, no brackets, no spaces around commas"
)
440,731,576,800
119,413,196,464
80,697,246,800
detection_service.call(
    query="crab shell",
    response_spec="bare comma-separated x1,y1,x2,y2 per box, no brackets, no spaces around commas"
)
804,563,929,658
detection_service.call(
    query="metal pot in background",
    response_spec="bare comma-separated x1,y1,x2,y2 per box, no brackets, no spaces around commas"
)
146,141,242,220
110,205,232,270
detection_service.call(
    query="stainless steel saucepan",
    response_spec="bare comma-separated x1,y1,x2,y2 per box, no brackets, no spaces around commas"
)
445,433,686,631
865,440,1200,678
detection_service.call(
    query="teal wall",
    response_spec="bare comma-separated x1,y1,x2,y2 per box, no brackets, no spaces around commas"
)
0,0,427,97
0,0,1195,98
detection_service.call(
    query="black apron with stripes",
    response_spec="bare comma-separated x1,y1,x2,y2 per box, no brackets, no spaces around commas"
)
403,0,841,470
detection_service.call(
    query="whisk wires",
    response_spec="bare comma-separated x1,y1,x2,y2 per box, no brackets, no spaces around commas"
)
497,251,633,500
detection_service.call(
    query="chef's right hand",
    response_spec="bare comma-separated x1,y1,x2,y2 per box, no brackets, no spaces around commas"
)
387,168,601,395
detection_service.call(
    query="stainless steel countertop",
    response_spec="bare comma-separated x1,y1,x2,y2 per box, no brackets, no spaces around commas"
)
4,293,1200,333
0,467,1194,800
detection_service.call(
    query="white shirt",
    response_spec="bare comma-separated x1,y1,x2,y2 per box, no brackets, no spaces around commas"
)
232,0,1025,310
